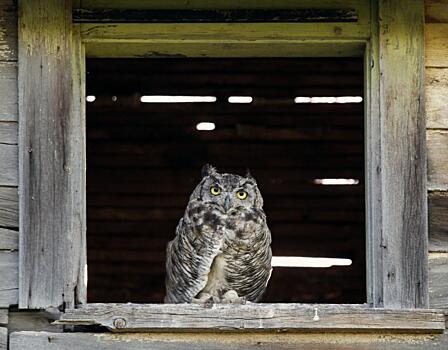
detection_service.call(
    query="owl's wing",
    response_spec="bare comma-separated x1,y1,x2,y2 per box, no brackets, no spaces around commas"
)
164,215,222,303
224,208,273,302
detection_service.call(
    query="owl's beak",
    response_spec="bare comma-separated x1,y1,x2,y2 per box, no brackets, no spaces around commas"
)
224,195,231,212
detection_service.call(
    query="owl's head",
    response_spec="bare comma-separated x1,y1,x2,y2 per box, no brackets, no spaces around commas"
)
191,164,264,212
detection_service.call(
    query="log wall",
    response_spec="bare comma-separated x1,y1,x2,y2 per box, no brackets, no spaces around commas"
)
0,0,17,347
0,0,18,311
425,0,448,310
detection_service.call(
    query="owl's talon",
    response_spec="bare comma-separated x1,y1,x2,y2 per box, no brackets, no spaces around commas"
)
221,290,246,304
193,293,219,306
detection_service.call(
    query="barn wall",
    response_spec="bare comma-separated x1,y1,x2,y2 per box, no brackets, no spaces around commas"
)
426,0,448,310
0,0,17,347
0,0,446,348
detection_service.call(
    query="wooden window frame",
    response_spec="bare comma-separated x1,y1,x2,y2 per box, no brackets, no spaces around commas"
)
17,0,434,331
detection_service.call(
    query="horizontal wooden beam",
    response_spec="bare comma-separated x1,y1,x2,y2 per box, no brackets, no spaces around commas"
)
0,250,18,307
9,330,448,350
73,8,358,23
0,186,18,228
427,130,448,188
80,22,368,58
429,252,448,309
55,303,446,333
425,23,448,67
428,191,448,253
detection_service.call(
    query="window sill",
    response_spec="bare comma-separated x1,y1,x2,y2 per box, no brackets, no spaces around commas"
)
55,303,446,333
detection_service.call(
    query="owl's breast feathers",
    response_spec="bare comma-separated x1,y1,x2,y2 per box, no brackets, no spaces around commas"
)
165,202,272,303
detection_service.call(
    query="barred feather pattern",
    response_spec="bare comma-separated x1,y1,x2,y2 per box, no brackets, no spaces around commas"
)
165,168,272,303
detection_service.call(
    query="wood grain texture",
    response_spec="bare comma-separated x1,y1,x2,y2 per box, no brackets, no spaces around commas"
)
427,130,448,187
0,122,18,144
425,23,448,67
426,68,448,128
428,252,448,309
425,0,448,23
78,0,370,12
365,0,382,307
74,8,359,23
0,0,17,61
56,303,445,332
85,41,366,59
0,327,6,350
429,191,448,252
80,22,367,58
0,144,17,186
0,227,17,250
18,0,86,309
378,0,428,308
8,311,63,333
0,250,18,307
9,331,448,350
0,186,18,228
0,311,6,350
0,309,7,325
0,62,17,121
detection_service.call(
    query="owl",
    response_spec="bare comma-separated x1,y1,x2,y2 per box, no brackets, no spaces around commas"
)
164,164,272,304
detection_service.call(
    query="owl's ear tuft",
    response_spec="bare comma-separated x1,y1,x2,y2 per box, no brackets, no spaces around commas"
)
245,169,258,186
245,168,256,181
201,164,218,178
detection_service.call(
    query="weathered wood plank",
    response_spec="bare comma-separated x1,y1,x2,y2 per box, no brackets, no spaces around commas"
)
429,191,448,252
0,62,18,121
84,37,365,58
80,20,368,58
10,331,448,350
0,250,18,307
426,68,448,128
425,23,448,67
8,311,63,333
364,0,382,308
428,252,448,309
78,0,370,11
56,303,445,332
81,22,369,42
0,327,6,350
0,227,17,250
427,130,448,187
19,0,86,309
78,0,372,26
0,186,18,228
74,8,358,23
0,144,18,186
0,309,7,325
425,0,448,23
0,122,18,144
0,0,17,61
378,0,428,308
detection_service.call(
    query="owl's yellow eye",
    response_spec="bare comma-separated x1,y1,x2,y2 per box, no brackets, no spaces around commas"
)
236,191,248,200
210,186,221,196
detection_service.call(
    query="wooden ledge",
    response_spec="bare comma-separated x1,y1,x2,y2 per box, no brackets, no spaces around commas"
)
55,303,446,333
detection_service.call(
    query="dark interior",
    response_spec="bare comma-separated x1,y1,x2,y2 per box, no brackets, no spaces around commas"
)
86,58,365,303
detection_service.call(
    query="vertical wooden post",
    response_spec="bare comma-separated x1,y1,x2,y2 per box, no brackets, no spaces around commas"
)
18,0,86,309
378,0,428,308
365,0,383,307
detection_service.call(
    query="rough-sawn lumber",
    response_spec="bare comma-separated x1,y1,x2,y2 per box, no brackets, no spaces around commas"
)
55,303,446,333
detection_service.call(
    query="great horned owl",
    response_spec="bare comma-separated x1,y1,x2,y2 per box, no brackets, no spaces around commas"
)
165,164,272,304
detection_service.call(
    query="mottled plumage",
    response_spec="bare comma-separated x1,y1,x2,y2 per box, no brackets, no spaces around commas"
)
165,165,272,303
